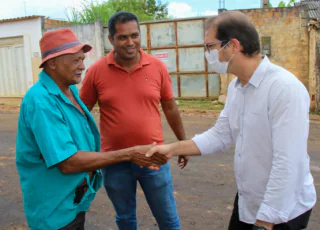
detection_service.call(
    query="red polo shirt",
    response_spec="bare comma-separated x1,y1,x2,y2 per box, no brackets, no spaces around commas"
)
80,49,174,151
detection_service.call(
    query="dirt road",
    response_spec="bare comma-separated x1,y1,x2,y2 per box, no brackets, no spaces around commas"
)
0,110,319,230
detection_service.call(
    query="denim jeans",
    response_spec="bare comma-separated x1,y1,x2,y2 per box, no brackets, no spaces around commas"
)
102,162,180,230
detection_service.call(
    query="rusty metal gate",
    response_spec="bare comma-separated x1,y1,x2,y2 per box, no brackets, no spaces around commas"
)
103,17,221,99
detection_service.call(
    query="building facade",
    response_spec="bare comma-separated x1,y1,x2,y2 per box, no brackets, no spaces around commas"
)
0,2,319,110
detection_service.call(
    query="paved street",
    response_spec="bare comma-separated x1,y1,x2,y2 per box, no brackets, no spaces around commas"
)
0,110,319,230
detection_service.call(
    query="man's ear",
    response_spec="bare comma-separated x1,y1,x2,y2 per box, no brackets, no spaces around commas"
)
230,38,242,53
108,35,114,46
47,58,57,70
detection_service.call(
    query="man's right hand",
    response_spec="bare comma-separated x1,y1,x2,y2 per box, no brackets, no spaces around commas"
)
144,144,173,170
146,144,173,159
131,144,168,169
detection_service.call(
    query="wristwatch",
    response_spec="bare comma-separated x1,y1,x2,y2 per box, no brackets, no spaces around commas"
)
252,225,267,230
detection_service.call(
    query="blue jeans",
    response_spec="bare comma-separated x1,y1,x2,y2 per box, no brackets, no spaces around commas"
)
102,162,180,230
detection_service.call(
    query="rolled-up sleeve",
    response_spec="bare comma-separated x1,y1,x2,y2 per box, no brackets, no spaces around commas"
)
192,103,233,156
27,101,78,168
256,82,310,224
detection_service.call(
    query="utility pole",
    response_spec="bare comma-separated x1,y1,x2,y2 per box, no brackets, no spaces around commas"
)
219,0,225,9
24,1,27,16
218,0,227,14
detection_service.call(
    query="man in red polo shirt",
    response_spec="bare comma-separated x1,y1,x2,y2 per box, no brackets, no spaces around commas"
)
80,11,187,230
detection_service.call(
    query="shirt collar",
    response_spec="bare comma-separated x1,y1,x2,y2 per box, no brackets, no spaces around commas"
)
106,48,151,67
235,55,270,88
249,55,270,88
39,70,62,95
39,70,78,106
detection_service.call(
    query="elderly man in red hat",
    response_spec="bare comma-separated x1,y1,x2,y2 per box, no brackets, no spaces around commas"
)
15,28,167,230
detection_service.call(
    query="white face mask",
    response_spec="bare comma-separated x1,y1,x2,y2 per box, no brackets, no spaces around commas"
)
205,42,234,74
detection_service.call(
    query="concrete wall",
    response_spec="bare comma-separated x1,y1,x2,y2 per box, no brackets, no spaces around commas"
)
0,17,43,88
316,30,320,111
309,27,317,110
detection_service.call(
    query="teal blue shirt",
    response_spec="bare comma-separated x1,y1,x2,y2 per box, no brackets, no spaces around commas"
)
16,70,102,230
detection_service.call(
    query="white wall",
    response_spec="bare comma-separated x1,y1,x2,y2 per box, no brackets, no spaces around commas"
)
0,17,42,90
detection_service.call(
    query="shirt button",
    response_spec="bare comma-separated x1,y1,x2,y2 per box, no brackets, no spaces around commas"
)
239,193,242,196
86,125,89,128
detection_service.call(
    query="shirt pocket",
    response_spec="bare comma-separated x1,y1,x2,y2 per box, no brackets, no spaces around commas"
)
245,106,267,128
244,106,271,145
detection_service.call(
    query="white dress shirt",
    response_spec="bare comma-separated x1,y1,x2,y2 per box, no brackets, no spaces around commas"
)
192,56,316,224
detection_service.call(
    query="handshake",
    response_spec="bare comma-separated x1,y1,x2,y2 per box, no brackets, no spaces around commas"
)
129,142,189,170
130,143,168,169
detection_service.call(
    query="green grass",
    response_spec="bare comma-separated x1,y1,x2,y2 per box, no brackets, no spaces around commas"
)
95,99,224,111
94,98,320,114
310,111,320,116
176,99,224,111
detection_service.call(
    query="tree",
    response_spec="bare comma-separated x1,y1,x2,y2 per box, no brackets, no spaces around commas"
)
108,0,169,20
278,0,295,7
65,1,115,25
65,0,170,25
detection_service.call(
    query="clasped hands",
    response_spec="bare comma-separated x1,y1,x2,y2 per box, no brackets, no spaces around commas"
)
131,143,187,170
131,143,168,169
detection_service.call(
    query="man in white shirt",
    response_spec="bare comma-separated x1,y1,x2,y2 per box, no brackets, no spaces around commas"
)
146,11,316,230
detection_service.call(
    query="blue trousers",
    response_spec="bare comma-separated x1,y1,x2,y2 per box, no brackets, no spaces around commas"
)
102,162,180,230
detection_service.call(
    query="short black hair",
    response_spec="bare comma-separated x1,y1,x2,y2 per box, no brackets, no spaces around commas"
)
206,12,260,56
108,11,140,38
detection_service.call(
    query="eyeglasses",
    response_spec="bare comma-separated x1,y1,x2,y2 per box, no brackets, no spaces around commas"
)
204,40,228,53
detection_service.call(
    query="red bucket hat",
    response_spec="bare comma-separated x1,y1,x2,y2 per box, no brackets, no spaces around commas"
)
39,28,92,68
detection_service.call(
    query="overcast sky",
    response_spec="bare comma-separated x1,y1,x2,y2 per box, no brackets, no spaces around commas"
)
0,0,298,20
